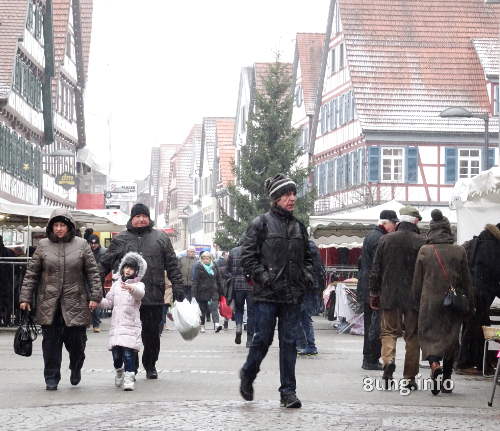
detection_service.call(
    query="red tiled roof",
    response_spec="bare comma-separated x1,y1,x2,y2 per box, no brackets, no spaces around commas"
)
52,0,71,67
296,33,324,115
339,0,500,132
254,62,293,96
215,118,236,187
79,0,93,83
0,0,28,99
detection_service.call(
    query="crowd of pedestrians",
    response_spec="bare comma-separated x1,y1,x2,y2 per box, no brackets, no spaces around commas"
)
13,173,499,405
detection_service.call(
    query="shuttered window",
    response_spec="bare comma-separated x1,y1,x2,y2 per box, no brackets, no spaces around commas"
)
368,147,380,182
406,147,418,183
445,148,457,184
327,160,335,193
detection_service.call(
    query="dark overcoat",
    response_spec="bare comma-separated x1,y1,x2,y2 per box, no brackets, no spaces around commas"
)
412,221,473,359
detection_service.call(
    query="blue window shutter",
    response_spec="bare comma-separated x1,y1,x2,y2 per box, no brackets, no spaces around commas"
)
368,146,380,182
346,153,352,187
487,149,495,170
445,148,457,184
406,147,418,183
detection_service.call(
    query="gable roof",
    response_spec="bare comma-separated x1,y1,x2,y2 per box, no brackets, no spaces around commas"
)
79,0,93,83
52,0,71,68
0,0,28,99
338,0,500,133
215,118,236,187
473,38,499,78
253,62,293,96
295,33,325,115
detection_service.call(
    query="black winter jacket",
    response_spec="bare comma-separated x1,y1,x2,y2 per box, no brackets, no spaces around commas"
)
241,205,313,304
192,262,223,302
100,220,183,305
471,224,500,298
369,222,425,311
357,226,386,303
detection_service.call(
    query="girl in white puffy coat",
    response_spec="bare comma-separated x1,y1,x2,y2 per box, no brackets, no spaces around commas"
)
99,252,146,391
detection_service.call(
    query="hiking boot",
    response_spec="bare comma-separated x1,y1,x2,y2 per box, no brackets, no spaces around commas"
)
115,368,124,387
70,368,81,386
146,367,158,379
382,361,396,389
123,371,135,391
46,382,58,391
235,332,242,345
239,369,254,401
362,359,383,370
280,392,302,408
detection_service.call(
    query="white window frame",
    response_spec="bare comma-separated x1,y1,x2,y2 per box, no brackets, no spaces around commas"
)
458,148,481,179
381,147,404,183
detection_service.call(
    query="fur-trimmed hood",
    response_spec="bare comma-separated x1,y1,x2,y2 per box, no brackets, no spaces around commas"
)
484,224,500,241
115,252,148,281
46,208,77,243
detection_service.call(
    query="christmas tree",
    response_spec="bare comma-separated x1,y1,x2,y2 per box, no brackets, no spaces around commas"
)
214,60,314,250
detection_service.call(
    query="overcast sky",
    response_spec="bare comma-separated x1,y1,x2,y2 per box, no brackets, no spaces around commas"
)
85,0,330,181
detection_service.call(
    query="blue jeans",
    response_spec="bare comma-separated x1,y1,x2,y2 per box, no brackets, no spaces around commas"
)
112,346,136,372
297,292,316,350
91,308,102,328
234,290,255,337
241,302,300,394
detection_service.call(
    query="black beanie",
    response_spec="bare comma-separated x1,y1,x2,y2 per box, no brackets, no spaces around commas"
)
130,203,150,218
265,174,297,201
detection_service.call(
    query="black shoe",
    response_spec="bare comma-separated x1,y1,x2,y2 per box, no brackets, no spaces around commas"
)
430,363,443,396
70,369,81,386
441,377,454,394
382,361,396,389
362,360,383,370
239,369,254,401
215,324,223,333
280,392,302,408
146,368,158,379
235,332,242,345
401,378,418,391
46,383,58,391
224,320,229,329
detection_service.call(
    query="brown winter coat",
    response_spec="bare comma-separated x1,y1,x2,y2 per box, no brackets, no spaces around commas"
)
412,220,473,360
19,209,103,326
369,222,426,311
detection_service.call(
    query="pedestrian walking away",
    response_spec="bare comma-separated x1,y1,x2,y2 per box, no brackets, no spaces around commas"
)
239,173,313,409
296,240,325,356
87,234,107,333
369,206,426,390
19,209,103,391
178,246,197,302
100,203,184,380
227,241,254,346
192,251,224,333
412,209,474,395
99,252,146,391
357,210,398,370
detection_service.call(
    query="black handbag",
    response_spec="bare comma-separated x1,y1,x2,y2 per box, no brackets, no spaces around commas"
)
432,246,469,315
13,312,38,357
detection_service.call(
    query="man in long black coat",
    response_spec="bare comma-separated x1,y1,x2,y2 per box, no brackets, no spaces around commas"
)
100,203,184,379
357,210,398,370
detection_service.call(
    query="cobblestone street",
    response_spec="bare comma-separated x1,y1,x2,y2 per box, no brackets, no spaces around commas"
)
1,318,499,430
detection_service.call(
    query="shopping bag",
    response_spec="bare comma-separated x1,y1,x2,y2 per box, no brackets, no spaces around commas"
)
218,296,233,320
13,312,38,357
171,298,201,341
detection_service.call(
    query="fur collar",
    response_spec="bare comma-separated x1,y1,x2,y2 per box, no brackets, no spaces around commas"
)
485,224,500,241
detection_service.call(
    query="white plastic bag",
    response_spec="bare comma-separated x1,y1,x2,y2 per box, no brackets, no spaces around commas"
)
171,298,201,341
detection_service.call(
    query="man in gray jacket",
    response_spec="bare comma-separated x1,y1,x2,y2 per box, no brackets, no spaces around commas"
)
178,246,197,302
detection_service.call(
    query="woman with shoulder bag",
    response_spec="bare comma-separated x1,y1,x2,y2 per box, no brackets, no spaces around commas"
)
19,209,102,390
412,209,474,395
192,252,223,333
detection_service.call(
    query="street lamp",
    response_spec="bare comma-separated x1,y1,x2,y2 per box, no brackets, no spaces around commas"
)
38,148,75,205
439,107,490,171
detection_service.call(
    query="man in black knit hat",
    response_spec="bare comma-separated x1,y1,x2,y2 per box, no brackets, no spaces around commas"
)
101,203,184,379
239,174,313,408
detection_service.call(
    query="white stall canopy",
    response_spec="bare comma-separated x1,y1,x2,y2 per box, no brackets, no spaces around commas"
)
450,167,500,244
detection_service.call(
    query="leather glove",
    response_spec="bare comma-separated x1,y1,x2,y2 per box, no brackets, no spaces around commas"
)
173,287,185,302
369,295,380,311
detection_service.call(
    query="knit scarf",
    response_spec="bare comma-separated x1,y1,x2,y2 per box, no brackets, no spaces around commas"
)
202,262,214,276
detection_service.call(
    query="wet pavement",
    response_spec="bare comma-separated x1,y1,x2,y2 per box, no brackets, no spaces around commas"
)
1,317,499,430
